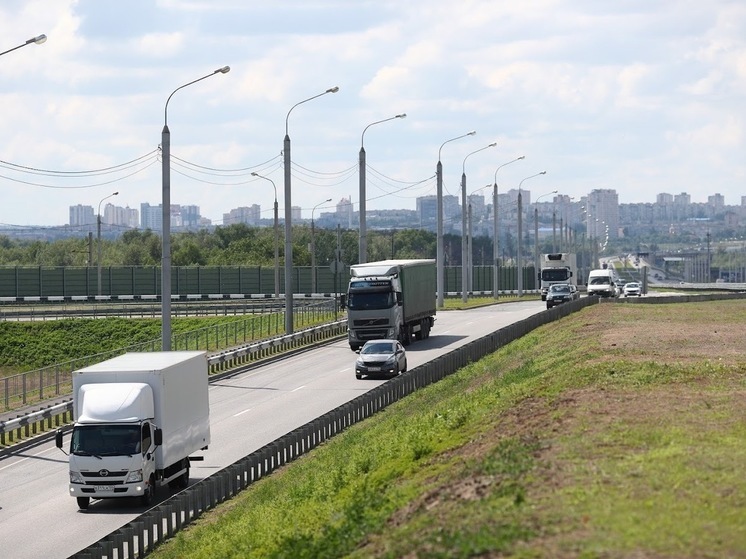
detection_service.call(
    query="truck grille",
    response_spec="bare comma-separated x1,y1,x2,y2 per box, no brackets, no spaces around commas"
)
352,318,389,327
357,330,389,340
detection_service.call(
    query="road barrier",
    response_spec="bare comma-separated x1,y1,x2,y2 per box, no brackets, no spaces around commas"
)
0,299,337,412
0,319,346,447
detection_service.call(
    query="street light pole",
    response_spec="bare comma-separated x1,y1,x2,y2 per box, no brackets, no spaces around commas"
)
97,191,118,296
0,34,46,57
516,171,547,296
311,198,332,294
359,113,406,265
161,66,230,351
251,172,280,298
283,86,339,334
492,156,525,299
461,143,497,302
534,190,558,286
436,131,475,308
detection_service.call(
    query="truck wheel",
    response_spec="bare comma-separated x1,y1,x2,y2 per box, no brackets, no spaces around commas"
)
176,460,190,490
401,326,411,346
141,476,155,507
77,497,90,510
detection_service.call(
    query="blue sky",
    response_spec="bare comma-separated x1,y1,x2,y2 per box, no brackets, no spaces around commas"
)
1,0,744,226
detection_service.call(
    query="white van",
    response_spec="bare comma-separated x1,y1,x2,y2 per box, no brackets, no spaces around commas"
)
587,268,619,298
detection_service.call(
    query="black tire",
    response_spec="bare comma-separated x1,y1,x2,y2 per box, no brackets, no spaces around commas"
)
401,326,411,346
77,497,90,510
402,359,407,373
141,476,155,507
355,373,362,380
172,459,190,490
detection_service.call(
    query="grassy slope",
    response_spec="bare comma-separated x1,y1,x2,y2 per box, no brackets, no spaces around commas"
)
151,300,746,558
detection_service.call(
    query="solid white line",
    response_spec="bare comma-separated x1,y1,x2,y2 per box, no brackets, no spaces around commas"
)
233,408,252,417
0,445,57,472
291,385,306,392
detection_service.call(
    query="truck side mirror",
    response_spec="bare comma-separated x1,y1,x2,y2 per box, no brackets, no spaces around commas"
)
154,428,163,447
339,294,346,310
55,429,63,449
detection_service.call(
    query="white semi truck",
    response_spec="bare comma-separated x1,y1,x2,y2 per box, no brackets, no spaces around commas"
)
56,351,210,510
342,259,436,351
538,253,577,300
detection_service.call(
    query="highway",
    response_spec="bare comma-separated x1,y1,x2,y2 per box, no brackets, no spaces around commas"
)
0,300,545,559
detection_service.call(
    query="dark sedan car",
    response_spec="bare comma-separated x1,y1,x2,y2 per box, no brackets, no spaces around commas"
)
546,283,579,309
355,339,407,379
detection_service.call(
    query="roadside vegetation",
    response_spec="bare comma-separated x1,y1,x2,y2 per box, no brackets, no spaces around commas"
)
150,300,746,558
0,311,322,377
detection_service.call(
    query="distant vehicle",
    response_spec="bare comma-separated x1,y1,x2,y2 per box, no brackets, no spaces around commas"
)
538,253,577,301
623,282,641,297
545,283,580,309
355,339,407,379
587,268,620,298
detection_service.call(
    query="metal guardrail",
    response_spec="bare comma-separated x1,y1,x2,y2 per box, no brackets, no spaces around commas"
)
0,319,347,446
1,299,338,411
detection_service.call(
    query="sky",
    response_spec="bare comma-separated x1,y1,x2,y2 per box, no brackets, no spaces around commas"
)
1,0,745,228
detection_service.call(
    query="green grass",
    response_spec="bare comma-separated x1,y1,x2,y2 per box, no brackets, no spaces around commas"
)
149,300,746,558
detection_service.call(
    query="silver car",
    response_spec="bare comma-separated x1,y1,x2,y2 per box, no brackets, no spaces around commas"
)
355,339,407,379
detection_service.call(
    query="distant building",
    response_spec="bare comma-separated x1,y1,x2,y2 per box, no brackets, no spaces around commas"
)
223,205,261,226
140,203,162,230
587,189,619,240
335,197,354,227
69,204,95,226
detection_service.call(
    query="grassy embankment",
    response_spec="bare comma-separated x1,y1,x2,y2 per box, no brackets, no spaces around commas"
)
150,299,746,558
0,311,323,377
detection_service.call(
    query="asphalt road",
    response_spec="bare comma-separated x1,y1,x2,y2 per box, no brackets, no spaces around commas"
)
0,300,545,559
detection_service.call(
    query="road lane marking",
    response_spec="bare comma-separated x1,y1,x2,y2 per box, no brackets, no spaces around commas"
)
233,408,252,417
291,385,306,392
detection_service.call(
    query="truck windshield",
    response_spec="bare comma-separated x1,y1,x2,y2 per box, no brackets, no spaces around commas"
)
71,425,141,457
347,291,395,310
590,276,610,285
541,269,570,281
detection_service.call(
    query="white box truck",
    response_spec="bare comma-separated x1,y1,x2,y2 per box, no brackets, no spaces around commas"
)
56,351,210,510
538,253,577,300
342,259,436,351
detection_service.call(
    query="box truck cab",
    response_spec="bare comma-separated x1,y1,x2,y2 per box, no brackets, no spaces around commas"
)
56,351,210,510
586,268,620,298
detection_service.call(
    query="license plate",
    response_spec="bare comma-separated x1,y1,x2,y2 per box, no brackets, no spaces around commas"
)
367,367,380,372
95,485,114,492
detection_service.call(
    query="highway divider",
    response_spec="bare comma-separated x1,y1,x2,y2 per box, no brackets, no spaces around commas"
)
0,319,347,449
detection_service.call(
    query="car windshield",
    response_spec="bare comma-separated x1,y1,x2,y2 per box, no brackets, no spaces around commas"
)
626,283,639,288
361,342,395,355
550,285,571,293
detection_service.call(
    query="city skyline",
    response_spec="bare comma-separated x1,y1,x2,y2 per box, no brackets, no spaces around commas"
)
1,2,744,227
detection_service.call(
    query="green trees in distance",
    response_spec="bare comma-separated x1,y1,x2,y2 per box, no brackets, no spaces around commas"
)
0,223,743,270
0,225,443,268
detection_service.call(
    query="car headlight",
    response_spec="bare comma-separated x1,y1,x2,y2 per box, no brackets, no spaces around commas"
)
70,471,84,484
125,469,144,483
355,358,364,367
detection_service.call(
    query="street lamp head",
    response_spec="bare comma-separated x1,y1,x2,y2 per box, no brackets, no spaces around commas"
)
215,66,230,74
488,142,497,147
113,191,119,196
327,86,340,93
467,130,476,136
31,34,47,45
396,113,407,119
251,172,258,176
